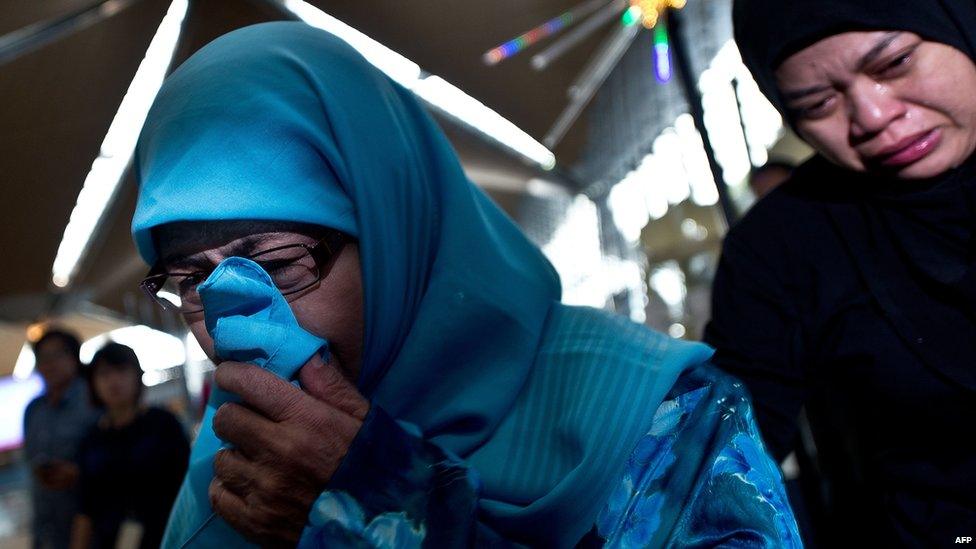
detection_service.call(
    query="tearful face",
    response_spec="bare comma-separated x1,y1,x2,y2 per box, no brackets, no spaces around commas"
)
776,31,976,179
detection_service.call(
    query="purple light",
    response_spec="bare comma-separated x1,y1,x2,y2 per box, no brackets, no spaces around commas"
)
654,43,672,83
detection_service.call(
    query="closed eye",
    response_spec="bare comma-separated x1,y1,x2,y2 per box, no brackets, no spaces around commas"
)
794,95,837,119
177,273,208,290
871,42,918,79
877,53,912,78
254,257,293,272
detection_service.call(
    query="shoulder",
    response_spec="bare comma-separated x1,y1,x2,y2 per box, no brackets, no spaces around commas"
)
667,363,746,400
143,407,187,436
715,157,859,296
65,379,97,415
143,406,181,427
726,156,845,252
23,395,45,422
25,395,43,413
544,304,713,367
648,364,754,435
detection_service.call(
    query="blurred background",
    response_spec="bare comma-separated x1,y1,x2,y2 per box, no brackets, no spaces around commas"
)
0,0,814,546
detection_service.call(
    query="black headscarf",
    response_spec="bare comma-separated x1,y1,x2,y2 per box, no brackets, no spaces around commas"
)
731,0,976,392
733,0,976,117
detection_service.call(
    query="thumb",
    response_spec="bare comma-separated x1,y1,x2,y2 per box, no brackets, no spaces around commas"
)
299,352,369,421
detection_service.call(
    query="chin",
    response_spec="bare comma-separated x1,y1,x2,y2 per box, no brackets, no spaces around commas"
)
856,147,962,180
891,154,958,180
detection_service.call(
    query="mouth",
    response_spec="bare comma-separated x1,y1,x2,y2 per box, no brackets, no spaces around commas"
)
867,128,942,168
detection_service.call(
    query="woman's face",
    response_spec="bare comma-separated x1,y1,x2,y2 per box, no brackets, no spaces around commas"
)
155,222,365,383
92,363,141,410
776,31,976,179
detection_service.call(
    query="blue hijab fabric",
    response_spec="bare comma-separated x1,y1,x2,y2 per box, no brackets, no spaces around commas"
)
133,22,713,546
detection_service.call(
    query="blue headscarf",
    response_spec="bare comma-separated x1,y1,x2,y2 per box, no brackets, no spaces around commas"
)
133,22,712,546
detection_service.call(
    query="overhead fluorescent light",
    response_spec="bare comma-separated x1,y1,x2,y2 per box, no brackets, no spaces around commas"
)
279,0,421,88
412,76,556,170
280,0,556,170
13,343,36,380
51,0,188,288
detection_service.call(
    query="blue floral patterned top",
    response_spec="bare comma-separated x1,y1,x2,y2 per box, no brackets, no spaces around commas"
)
299,365,802,548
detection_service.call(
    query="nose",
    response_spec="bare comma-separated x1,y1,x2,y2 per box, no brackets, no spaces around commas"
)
847,78,906,140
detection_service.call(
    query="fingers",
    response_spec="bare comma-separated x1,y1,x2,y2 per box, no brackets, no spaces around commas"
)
206,355,371,547
298,353,369,421
212,448,258,495
216,357,368,427
212,402,279,459
208,479,292,547
209,475,308,547
214,362,306,422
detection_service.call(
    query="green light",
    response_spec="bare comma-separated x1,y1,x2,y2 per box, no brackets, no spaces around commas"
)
653,20,669,45
622,5,642,26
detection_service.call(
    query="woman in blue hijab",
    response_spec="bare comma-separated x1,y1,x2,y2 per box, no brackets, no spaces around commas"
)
132,22,799,548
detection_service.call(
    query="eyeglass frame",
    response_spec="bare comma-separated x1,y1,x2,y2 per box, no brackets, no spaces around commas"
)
139,229,353,314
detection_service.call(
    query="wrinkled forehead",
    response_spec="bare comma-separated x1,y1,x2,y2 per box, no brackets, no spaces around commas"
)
152,220,327,266
775,30,909,82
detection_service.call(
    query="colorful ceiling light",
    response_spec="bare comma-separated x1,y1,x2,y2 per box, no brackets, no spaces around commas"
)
282,0,555,169
482,0,610,65
621,5,643,26
653,19,672,83
482,0,689,149
483,16,571,65
632,0,686,29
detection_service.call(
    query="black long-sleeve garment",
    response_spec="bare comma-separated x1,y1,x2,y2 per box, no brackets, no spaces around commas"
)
705,156,976,548
77,407,190,549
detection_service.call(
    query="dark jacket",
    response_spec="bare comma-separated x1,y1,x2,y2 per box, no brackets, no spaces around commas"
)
705,157,976,547
77,407,189,549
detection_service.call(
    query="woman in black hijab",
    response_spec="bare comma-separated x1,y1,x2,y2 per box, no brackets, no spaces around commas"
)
705,0,976,546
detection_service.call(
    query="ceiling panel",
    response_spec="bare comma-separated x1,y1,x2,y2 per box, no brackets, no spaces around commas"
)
0,0,170,302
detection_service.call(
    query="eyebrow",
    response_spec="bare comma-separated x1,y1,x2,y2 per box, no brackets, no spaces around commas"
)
780,32,904,103
781,84,833,102
162,255,207,272
162,233,283,271
855,31,903,72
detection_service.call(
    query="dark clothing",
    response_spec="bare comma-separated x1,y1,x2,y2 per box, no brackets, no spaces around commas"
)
77,407,189,549
724,1,976,544
23,379,99,549
705,156,976,547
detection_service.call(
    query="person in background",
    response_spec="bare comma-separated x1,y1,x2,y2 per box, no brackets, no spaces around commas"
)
23,329,99,549
131,22,800,547
706,0,976,545
70,343,189,549
747,160,794,200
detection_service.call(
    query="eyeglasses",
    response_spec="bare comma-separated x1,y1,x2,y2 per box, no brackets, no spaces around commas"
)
140,230,352,314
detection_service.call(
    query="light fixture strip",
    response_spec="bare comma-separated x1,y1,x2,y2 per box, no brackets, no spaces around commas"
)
51,0,189,288
279,0,556,170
